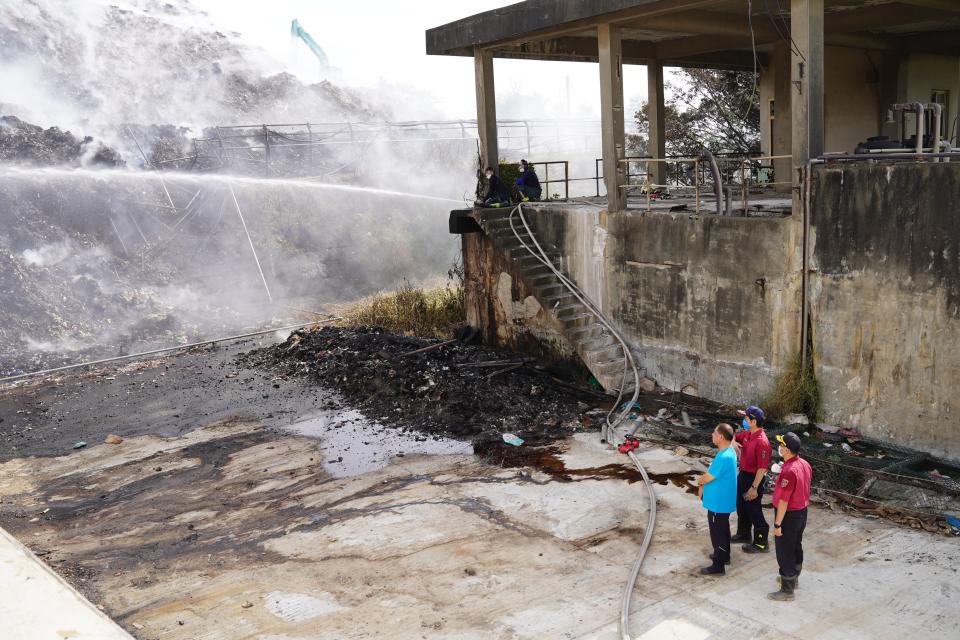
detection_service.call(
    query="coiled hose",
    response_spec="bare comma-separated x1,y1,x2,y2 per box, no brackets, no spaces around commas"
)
508,203,657,640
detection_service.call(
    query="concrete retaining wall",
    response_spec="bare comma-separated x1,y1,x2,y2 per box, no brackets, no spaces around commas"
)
809,162,960,460
464,162,960,460
464,205,801,405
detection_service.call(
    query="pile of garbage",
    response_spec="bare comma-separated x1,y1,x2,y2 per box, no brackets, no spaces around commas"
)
0,116,123,168
244,325,595,439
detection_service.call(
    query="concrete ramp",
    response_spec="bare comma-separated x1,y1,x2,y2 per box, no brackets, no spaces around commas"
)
0,527,132,640
473,207,648,395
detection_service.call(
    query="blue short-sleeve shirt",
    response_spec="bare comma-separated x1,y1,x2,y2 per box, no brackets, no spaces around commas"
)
702,446,737,514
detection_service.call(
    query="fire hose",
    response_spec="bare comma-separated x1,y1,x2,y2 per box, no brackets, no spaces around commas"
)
508,203,657,639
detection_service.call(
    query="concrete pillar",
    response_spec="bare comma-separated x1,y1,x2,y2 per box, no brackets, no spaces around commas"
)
790,0,825,170
598,23,626,212
647,59,666,186
772,42,792,193
474,49,499,173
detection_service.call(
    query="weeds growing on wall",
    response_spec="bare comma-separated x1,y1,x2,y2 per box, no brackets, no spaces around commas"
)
762,351,821,422
345,262,465,338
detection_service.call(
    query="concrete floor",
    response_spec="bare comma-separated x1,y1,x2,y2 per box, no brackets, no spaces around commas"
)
1,396,957,640
0,527,132,640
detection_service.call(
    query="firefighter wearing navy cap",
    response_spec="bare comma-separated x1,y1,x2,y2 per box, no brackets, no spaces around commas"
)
768,431,813,601
732,405,772,553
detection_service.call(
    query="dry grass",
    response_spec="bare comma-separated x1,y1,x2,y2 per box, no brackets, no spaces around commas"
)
344,281,465,339
762,351,821,422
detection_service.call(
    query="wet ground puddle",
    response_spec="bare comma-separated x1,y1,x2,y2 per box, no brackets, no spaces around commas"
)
284,409,473,478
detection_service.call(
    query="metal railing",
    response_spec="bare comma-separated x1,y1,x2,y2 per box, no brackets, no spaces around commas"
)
528,160,569,200
618,157,706,212
177,119,601,175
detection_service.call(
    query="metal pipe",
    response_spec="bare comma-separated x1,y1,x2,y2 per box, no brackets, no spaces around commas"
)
890,103,925,154
0,319,339,385
821,152,960,161
701,150,724,215
928,103,943,161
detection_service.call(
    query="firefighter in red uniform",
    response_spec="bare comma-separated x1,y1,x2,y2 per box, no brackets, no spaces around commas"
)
768,431,813,601
732,405,772,553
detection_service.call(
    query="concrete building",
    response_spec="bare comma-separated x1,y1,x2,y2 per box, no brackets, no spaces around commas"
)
429,1,960,461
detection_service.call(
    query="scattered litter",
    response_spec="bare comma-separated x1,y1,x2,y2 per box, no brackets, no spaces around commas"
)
816,423,841,434
502,433,524,447
132,622,145,630
840,427,862,439
674,446,689,457
784,413,810,425
104,434,123,445
945,514,960,531
241,601,254,609
841,443,853,452
823,443,833,448
928,469,952,480
72,441,86,450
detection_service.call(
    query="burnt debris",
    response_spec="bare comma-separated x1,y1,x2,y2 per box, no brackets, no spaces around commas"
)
243,325,596,440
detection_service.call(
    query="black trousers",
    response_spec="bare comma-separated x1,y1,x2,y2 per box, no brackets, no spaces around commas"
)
708,511,731,566
775,507,808,577
735,471,768,535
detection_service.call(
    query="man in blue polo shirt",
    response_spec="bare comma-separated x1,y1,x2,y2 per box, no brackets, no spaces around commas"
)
697,422,737,575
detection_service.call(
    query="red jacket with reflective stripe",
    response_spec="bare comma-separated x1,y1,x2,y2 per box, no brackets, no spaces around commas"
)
771,456,812,511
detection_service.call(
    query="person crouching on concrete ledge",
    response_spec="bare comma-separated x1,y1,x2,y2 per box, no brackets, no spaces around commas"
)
768,432,813,601
515,159,542,201
697,422,737,575
479,166,511,208
732,405,773,553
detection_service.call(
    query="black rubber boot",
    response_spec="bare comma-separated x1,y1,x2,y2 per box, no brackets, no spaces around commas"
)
709,552,731,565
795,563,802,588
767,575,797,601
700,563,725,575
731,524,752,544
741,529,770,553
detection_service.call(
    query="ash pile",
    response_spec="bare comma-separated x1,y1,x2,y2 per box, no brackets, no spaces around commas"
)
244,325,597,439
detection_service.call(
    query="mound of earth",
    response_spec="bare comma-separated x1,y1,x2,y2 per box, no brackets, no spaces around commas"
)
243,325,600,439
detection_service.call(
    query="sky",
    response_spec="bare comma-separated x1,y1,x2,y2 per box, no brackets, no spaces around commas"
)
194,0,652,124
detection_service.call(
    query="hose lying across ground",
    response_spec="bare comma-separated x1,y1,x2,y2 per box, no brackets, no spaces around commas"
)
508,203,657,640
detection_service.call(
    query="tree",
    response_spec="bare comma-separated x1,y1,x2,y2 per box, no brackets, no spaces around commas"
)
628,68,760,158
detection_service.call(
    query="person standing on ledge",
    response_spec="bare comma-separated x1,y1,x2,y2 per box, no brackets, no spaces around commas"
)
697,422,737,575
768,432,813,601
515,159,542,201
733,405,772,554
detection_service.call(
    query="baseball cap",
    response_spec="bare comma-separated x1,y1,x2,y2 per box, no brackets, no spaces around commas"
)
737,405,766,424
776,432,802,454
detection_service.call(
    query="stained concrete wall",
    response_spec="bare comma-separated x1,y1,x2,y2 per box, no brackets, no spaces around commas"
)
809,162,960,460
465,161,960,461
465,206,801,406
